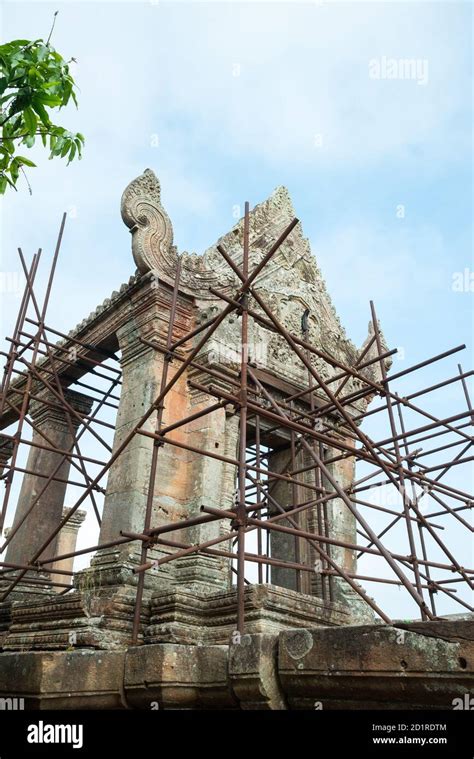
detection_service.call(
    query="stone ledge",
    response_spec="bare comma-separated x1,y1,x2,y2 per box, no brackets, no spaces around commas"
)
0,650,125,709
124,643,236,709
278,624,474,709
2,587,149,651
229,633,286,709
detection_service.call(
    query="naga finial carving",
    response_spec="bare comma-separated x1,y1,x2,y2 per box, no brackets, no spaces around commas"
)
120,168,175,274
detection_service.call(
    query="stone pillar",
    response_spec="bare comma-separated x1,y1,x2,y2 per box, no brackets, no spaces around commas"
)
268,446,312,594
50,508,86,591
0,435,14,478
173,387,238,593
268,447,297,591
87,291,189,592
87,282,238,597
323,437,374,619
324,439,357,577
267,435,361,604
5,388,93,568
97,326,186,547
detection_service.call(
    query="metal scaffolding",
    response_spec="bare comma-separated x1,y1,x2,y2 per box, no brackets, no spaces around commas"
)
0,207,472,644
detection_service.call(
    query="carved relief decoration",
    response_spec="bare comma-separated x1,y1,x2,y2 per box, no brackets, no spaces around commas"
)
121,168,175,275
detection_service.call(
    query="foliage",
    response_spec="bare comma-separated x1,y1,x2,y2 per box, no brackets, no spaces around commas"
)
0,29,83,194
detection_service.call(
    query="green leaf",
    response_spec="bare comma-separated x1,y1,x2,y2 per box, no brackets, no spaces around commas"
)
9,88,32,115
23,106,37,135
4,171,16,188
36,92,62,106
10,159,19,182
16,155,36,167
24,135,35,148
37,45,48,63
50,135,65,155
10,54,25,68
2,139,14,155
31,98,50,126
28,66,40,84
0,40,30,51
67,142,76,164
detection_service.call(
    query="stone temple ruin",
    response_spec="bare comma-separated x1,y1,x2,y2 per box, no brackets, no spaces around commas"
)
0,169,472,709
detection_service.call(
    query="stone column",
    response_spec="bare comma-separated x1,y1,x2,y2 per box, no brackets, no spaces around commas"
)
323,437,373,619
268,436,359,602
50,508,86,591
173,386,238,593
5,388,93,568
87,286,237,595
324,439,358,577
268,446,312,594
89,280,238,594
81,281,194,597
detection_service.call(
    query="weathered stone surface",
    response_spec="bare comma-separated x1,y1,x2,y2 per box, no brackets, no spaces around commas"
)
0,625,472,710
50,507,86,590
278,625,474,709
4,389,93,569
146,584,351,645
0,650,125,709
229,633,286,709
2,586,149,651
124,643,236,709
394,618,474,644
121,168,175,275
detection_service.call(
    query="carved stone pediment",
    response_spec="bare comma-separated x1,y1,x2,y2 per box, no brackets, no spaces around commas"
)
121,169,175,275
119,170,391,407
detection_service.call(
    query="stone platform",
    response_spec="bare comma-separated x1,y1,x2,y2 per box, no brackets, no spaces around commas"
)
0,620,471,710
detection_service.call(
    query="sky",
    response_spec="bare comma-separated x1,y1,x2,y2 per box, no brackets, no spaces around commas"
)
0,0,472,619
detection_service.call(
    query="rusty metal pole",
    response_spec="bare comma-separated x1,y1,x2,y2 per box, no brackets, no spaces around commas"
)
16,248,104,524
236,202,250,633
246,365,433,617
0,251,40,417
0,253,41,534
395,398,437,616
254,414,264,584
301,309,328,600
0,216,67,538
1,198,473,628
369,300,427,619
289,403,302,593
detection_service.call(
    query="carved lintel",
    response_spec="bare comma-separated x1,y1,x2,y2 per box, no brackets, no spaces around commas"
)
120,168,175,275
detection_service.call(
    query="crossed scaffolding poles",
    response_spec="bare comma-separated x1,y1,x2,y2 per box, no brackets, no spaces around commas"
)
0,207,472,643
